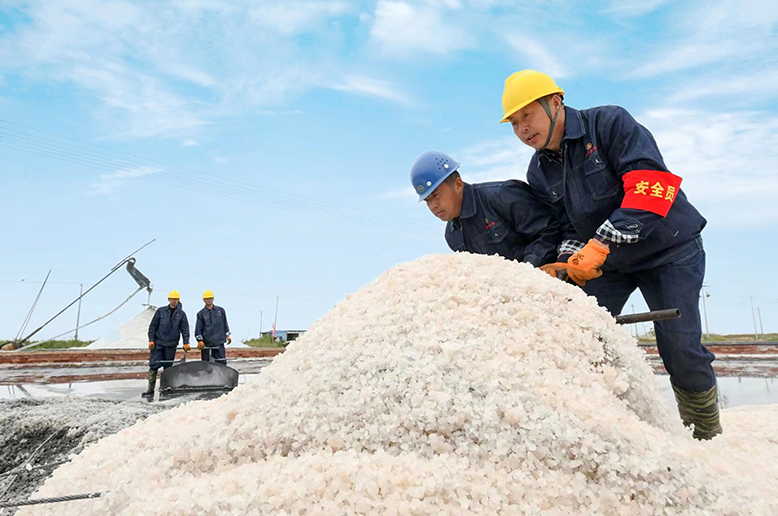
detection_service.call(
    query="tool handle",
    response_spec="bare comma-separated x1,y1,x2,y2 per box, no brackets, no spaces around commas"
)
552,269,680,324
615,308,680,325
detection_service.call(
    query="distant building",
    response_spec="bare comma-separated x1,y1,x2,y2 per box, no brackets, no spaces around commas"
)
261,330,306,343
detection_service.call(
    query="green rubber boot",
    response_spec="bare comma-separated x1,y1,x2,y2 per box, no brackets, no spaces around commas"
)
672,382,723,440
141,369,157,398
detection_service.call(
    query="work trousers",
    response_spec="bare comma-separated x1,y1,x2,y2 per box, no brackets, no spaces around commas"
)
201,344,227,365
583,238,716,392
149,345,177,371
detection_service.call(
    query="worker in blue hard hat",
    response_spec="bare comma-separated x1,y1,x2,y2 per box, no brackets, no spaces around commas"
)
195,290,231,365
411,150,559,266
143,290,190,398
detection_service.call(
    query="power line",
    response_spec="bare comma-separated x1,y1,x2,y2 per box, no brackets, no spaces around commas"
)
0,120,436,235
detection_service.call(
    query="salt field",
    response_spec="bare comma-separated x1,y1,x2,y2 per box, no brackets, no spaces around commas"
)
3,254,776,515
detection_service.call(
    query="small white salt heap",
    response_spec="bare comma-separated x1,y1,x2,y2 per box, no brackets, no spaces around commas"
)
23,254,778,515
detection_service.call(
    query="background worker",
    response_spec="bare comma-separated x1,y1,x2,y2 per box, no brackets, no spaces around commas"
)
195,290,231,365
143,290,190,398
500,69,720,440
411,150,559,266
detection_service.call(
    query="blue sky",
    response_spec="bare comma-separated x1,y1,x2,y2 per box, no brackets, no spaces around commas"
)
1,0,776,342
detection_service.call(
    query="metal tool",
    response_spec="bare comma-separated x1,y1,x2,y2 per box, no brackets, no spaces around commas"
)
615,308,680,325
158,346,238,397
555,269,681,325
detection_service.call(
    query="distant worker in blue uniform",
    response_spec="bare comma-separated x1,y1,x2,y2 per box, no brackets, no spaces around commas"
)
143,290,190,398
195,290,231,365
410,150,559,267
500,69,720,439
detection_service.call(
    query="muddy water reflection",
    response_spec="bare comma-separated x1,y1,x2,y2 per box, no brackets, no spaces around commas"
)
3,374,778,411
659,375,778,409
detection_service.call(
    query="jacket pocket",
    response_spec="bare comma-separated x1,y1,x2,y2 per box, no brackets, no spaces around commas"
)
483,221,509,245
544,181,564,204
582,151,621,200
474,220,509,252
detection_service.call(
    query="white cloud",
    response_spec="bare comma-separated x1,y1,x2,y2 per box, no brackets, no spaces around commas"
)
181,139,199,147
369,0,472,58
667,68,778,103
247,2,350,35
632,0,778,78
454,137,535,183
505,36,570,79
0,1,362,139
601,0,676,17
88,165,163,196
638,109,778,227
330,75,412,105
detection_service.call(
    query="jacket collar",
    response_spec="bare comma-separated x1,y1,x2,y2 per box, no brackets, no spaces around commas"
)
561,105,585,142
459,182,476,219
451,183,477,229
451,182,476,229
537,106,585,164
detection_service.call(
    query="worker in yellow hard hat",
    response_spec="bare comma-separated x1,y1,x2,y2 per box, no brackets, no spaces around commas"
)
143,290,191,398
195,290,231,365
500,70,720,440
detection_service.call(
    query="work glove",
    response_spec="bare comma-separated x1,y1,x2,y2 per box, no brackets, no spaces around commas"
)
227,335,232,344
148,341,155,350
198,341,205,350
183,343,191,352
566,239,610,286
540,262,568,279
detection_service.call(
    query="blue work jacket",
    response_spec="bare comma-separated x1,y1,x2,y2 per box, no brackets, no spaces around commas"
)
195,305,231,345
526,105,706,273
445,181,559,266
148,303,190,347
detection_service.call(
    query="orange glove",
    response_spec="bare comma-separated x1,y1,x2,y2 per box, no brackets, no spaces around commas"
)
566,239,610,286
540,262,568,279
183,343,191,352
197,341,205,350
148,341,155,350
227,335,232,344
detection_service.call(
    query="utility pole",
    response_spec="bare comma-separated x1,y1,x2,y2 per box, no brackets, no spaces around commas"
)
750,297,759,341
757,306,764,336
259,311,263,338
273,296,279,336
74,283,83,340
631,304,638,338
700,284,710,341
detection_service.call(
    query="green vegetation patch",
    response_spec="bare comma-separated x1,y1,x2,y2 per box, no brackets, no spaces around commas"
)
26,339,93,350
243,335,287,348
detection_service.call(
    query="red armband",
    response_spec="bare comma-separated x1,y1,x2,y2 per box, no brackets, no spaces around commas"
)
621,170,682,217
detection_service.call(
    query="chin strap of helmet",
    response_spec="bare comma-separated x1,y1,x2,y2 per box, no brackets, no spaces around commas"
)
538,96,562,150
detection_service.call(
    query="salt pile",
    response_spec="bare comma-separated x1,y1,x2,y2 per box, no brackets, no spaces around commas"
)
87,306,156,350
22,254,778,514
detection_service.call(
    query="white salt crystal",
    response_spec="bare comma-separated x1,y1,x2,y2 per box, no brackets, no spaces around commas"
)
20,254,778,515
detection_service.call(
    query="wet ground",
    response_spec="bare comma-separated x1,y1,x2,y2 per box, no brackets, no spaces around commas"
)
0,357,272,385
0,360,273,512
0,398,164,514
4,374,775,409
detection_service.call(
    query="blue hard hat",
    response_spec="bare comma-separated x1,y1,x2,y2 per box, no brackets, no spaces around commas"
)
410,151,461,201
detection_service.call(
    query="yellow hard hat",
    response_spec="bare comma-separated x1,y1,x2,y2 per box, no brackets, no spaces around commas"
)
203,289,214,299
167,290,181,299
500,70,564,123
